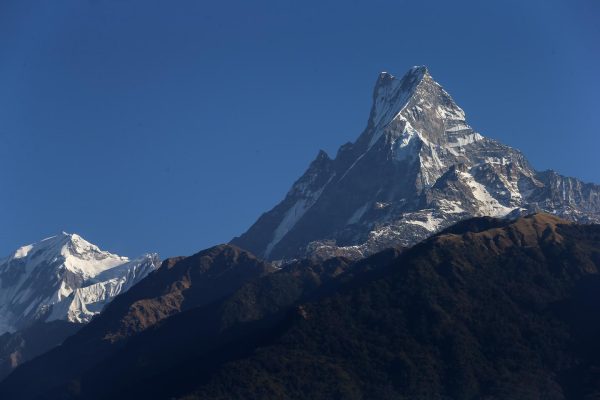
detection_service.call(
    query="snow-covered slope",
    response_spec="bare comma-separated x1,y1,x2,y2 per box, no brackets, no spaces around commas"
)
0,233,159,334
232,66,600,261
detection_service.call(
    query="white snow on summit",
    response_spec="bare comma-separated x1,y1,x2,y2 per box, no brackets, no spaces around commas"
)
232,65,600,261
0,233,159,333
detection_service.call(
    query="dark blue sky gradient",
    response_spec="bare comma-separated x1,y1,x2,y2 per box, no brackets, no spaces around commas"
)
0,0,598,258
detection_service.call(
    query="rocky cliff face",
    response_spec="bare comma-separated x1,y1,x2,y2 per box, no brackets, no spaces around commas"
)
232,66,600,260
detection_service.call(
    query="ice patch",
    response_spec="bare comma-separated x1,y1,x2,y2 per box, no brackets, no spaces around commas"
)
459,172,513,216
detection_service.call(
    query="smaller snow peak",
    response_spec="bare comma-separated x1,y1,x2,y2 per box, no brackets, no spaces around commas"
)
0,232,155,330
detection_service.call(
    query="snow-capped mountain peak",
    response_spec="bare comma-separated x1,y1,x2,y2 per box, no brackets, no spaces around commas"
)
12,232,130,279
0,233,159,333
368,66,429,139
232,66,600,261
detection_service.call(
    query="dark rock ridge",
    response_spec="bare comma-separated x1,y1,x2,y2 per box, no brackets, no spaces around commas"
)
0,244,275,399
4,214,600,399
231,66,600,261
188,214,600,400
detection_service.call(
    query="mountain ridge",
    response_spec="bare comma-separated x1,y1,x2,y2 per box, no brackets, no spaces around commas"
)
231,66,600,261
0,243,276,399
4,214,600,399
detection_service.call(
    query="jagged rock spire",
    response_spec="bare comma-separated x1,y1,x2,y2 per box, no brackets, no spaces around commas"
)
232,66,600,261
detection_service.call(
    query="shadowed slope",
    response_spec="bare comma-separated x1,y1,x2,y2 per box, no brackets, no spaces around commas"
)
3,215,600,399
0,244,273,400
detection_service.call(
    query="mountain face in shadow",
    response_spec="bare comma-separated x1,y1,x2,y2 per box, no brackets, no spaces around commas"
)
0,321,80,382
0,244,274,399
2,214,600,399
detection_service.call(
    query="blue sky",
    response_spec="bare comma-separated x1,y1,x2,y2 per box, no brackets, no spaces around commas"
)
0,0,598,258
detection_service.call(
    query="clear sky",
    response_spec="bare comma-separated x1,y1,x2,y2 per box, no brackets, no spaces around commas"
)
0,0,598,258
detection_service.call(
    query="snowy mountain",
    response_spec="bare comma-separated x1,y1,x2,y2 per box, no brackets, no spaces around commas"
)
232,66,600,260
0,233,159,334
